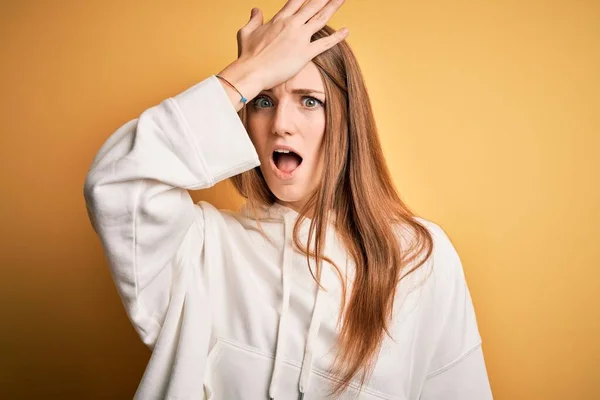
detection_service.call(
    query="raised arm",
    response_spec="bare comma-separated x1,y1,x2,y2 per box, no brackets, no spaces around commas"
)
83,71,260,347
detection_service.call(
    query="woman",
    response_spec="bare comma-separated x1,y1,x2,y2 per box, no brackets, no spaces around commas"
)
84,0,493,398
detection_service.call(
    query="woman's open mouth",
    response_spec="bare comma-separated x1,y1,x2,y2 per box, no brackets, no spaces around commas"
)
270,148,303,180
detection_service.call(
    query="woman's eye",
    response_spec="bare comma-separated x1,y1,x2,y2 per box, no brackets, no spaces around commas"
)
302,97,323,108
252,96,273,109
251,95,324,109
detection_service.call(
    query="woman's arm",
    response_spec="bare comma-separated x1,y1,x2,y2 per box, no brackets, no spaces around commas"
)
83,72,260,348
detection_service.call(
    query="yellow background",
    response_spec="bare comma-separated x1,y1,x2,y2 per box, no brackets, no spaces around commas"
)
1,0,598,398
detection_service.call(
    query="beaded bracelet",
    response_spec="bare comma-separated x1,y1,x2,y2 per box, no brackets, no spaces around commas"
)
215,74,248,105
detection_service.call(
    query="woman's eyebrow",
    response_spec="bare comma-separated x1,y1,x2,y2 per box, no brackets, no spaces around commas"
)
263,88,325,95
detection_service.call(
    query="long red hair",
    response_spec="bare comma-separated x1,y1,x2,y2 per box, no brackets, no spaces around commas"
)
231,25,434,398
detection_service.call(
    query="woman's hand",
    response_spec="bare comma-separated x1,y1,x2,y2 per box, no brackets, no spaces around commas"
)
218,0,348,110
237,0,348,90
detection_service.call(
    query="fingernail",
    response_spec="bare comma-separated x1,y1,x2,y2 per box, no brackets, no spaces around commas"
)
251,8,257,17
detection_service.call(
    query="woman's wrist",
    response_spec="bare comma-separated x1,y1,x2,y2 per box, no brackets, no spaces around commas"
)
217,60,264,112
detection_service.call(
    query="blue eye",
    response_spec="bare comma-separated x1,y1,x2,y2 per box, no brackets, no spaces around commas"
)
252,96,273,109
302,97,323,108
251,95,324,110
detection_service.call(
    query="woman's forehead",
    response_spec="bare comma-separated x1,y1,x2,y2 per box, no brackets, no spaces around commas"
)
272,62,324,94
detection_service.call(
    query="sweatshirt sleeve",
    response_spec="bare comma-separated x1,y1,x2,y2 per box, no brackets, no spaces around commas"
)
419,222,493,399
83,75,260,348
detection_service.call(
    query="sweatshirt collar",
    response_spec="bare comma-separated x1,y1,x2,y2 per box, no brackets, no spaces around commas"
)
240,201,337,227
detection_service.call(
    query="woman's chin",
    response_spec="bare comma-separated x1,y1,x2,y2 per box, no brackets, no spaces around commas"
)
270,186,305,204
263,180,301,203
262,167,319,207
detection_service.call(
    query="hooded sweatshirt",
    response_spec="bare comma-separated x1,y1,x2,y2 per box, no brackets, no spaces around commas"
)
83,74,493,400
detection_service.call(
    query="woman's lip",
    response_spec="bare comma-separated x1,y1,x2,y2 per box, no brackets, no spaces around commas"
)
269,154,303,181
271,144,303,159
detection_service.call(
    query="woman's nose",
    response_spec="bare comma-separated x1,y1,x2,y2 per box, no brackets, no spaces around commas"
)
271,103,295,137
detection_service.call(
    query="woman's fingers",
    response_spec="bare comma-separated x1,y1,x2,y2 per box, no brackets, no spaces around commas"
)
241,7,263,34
309,26,349,58
295,0,335,25
271,0,306,22
304,0,346,32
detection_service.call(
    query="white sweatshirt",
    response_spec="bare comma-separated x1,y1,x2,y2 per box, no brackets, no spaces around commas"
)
83,75,493,400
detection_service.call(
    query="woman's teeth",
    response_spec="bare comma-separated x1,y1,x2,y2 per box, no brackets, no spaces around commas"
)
272,149,303,174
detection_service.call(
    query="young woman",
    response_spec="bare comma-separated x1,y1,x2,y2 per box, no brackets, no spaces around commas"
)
84,0,492,399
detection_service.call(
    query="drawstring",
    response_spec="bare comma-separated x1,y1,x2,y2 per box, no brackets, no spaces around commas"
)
298,265,325,397
268,210,327,400
269,213,293,399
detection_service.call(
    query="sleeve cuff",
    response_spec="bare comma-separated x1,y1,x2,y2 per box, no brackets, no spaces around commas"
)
171,75,260,185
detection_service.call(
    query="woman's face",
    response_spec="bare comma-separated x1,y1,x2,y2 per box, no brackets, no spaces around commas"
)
247,62,326,212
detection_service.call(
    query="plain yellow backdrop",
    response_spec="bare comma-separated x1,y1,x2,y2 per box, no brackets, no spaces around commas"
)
1,0,598,398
